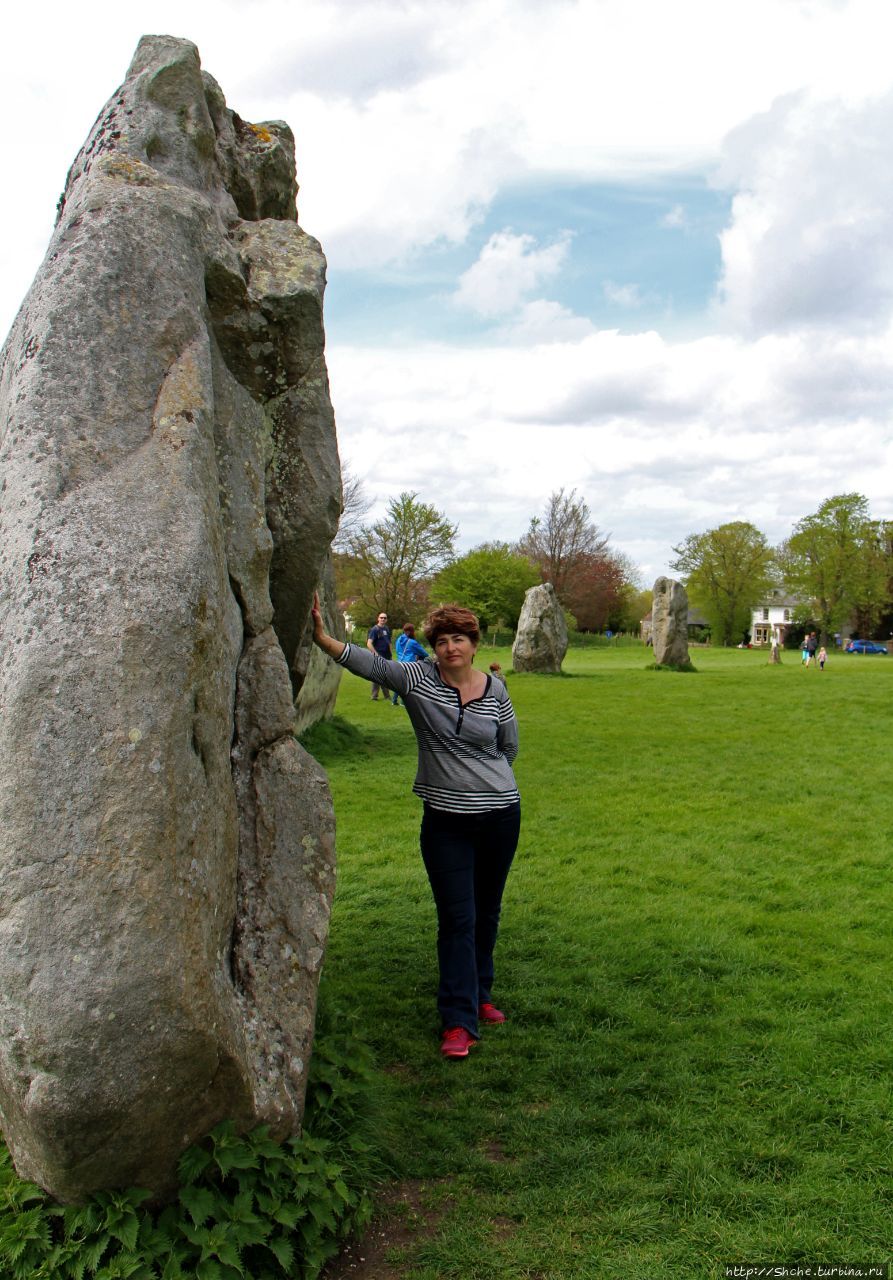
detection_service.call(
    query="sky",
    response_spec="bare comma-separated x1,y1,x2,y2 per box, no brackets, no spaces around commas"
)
2,0,893,584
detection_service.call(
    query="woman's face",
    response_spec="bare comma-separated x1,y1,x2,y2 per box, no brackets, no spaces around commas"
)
434,631,477,670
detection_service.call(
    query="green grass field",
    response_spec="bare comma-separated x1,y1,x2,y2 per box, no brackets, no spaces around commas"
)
305,646,893,1279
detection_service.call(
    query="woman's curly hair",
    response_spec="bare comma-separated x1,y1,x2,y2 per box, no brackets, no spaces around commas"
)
423,605,481,647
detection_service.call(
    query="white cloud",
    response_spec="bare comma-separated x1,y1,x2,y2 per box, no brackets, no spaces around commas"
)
715,87,893,334
498,300,594,343
244,9,447,100
453,230,572,317
269,0,893,269
5,0,893,308
327,319,893,582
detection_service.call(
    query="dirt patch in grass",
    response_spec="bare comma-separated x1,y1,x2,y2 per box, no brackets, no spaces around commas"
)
321,1180,451,1280
381,1062,417,1082
487,1214,518,1240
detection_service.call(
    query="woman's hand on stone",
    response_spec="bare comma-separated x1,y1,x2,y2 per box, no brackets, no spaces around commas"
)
310,591,326,646
311,592,346,659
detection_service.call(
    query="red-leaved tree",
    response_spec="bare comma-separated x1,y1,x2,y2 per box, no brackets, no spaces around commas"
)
563,553,629,631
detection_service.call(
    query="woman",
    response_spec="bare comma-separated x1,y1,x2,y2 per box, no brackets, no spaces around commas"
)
391,623,428,705
311,596,520,1059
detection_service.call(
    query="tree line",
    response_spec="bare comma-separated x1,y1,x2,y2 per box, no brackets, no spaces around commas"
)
334,475,891,645
671,494,893,645
333,479,647,633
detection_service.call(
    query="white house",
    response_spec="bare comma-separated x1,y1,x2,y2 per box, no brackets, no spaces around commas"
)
750,590,801,646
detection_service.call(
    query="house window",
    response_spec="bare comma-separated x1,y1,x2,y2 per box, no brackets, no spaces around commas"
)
762,609,769,620
784,609,791,621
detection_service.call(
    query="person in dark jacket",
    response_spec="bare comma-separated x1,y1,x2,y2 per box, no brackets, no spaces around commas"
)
805,632,818,667
366,610,392,700
311,597,520,1060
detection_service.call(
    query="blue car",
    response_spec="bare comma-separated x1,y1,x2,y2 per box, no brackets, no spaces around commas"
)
844,639,888,654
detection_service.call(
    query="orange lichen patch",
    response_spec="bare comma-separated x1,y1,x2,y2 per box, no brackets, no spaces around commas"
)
98,155,158,185
248,123,273,144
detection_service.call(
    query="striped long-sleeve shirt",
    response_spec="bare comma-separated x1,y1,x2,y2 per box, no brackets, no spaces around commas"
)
335,643,519,813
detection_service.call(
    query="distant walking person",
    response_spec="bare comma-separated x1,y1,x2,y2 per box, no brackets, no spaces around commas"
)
801,636,809,665
392,624,428,705
805,632,818,667
818,646,827,671
311,597,520,1061
366,611,392,701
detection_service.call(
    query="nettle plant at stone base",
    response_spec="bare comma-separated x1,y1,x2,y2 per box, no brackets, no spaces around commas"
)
0,1029,378,1280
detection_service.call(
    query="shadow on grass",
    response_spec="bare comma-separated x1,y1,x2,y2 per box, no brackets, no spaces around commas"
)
511,671,573,678
509,670,594,680
299,714,368,758
300,715,415,767
644,660,698,672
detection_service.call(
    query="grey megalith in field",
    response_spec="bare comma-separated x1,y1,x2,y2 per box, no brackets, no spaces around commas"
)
0,36,342,1200
512,582,568,673
651,577,691,666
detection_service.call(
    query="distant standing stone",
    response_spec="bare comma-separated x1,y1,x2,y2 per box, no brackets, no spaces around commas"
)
651,577,690,666
512,583,568,673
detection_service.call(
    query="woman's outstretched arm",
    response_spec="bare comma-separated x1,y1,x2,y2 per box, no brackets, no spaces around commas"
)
310,594,422,695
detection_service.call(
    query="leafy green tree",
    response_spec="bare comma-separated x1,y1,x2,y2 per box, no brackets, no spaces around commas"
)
873,522,893,639
779,494,891,639
432,543,540,630
671,521,776,646
341,491,457,624
616,585,654,634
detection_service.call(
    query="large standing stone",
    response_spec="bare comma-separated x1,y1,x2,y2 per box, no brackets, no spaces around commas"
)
512,583,568,673
0,36,340,1200
651,577,690,666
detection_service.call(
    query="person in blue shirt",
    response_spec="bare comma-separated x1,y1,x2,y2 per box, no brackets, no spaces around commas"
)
392,624,428,705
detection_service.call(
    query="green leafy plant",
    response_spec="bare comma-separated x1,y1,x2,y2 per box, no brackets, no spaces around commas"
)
0,1017,378,1280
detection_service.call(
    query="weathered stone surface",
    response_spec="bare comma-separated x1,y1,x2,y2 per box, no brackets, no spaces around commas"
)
230,630,335,1121
512,583,568,673
0,36,340,1200
651,577,690,666
293,554,344,737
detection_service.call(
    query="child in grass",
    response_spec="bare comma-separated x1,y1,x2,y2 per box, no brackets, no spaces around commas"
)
818,646,827,670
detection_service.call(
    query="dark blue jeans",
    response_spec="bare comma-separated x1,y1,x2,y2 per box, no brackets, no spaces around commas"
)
420,801,521,1037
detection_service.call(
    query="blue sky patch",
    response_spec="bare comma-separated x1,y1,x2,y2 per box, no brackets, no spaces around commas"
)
324,176,732,345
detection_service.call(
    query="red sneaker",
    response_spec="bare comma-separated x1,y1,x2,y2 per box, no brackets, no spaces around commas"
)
478,1002,506,1024
441,1027,476,1058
